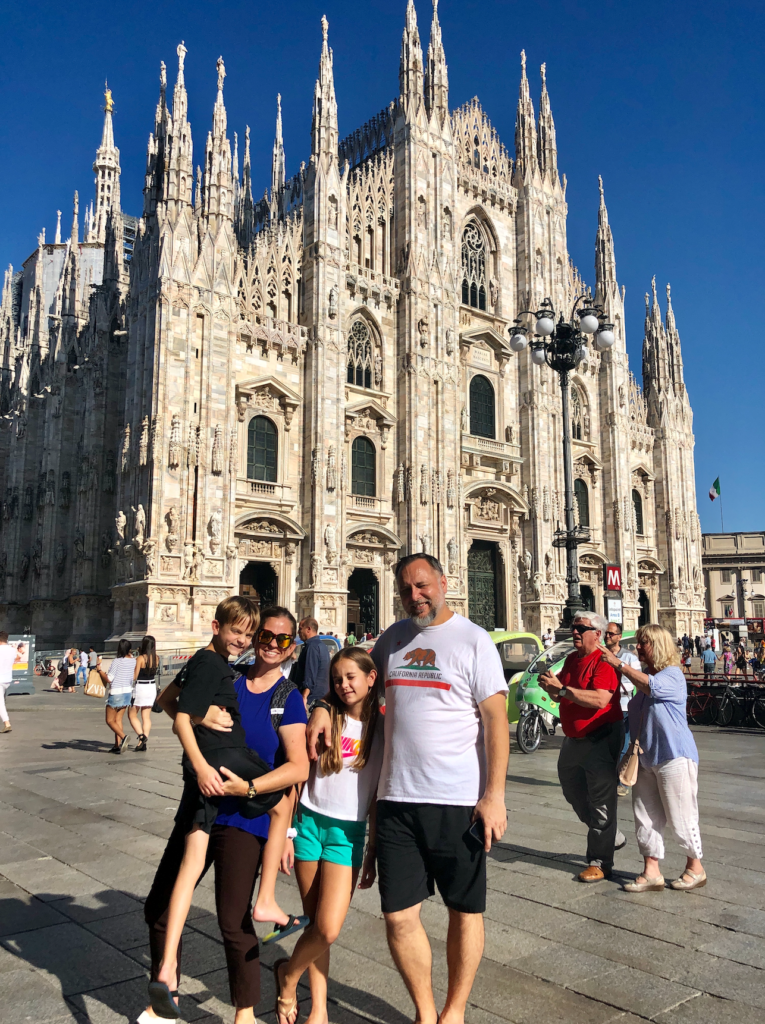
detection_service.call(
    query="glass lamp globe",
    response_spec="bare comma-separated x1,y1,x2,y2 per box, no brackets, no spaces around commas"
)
536,316,555,336
531,347,547,365
595,329,615,350
510,333,528,352
579,313,600,334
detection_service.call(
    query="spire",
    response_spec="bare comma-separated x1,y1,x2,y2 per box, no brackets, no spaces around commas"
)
642,278,686,409
93,82,121,243
665,282,675,332
55,210,61,244
536,63,557,180
233,131,240,217
143,60,170,218
71,191,79,246
311,16,338,159
201,56,233,229
272,94,286,198
425,0,448,126
514,50,537,181
237,125,254,246
594,175,618,302
399,0,424,117
166,41,194,210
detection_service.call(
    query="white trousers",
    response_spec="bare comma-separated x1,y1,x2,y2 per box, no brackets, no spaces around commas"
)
0,682,9,724
632,757,703,860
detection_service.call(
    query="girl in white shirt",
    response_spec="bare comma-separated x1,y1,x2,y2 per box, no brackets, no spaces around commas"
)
274,648,382,1024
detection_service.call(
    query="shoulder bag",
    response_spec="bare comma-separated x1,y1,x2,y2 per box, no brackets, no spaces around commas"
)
617,699,645,787
84,668,106,699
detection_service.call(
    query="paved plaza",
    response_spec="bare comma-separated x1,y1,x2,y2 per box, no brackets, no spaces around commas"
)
1,689,764,1024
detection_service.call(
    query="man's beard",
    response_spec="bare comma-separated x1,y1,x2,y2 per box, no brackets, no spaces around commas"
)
410,601,441,627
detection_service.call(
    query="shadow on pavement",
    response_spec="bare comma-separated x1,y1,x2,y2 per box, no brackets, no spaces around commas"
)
40,739,114,752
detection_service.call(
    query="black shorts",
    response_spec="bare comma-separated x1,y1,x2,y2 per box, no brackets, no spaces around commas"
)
376,801,486,915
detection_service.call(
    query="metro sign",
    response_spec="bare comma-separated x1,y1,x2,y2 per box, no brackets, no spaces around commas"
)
604,565,622,591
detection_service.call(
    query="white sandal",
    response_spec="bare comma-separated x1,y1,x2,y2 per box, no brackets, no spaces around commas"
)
623,874,664,892
670,869,706,890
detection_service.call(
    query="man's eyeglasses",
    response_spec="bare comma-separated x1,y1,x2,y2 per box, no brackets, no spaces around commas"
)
605,631,622,639
257,630,295,649
571,624,597,634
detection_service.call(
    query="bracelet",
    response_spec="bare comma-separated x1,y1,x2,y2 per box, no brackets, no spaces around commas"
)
286,827,298,840
310,699,332,713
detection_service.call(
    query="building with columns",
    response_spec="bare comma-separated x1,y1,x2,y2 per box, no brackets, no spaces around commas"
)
0,4,705,648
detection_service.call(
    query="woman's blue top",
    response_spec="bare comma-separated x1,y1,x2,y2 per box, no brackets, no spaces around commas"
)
627,665,698,768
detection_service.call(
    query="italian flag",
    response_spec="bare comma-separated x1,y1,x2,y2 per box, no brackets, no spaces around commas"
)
709,477,720,502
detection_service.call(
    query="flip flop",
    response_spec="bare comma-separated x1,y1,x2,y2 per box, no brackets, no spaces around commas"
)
147,981,181,1019
263,914,310,945
273,957,299,1024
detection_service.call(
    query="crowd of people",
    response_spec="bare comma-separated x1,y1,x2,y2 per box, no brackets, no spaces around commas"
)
676,631,765,680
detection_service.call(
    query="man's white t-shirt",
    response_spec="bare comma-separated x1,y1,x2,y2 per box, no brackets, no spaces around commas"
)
372,613,508,806
79,651,88,669
616,647,642,712
0,645,16,685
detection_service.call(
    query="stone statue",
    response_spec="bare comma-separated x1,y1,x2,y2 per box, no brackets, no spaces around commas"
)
139,416,149,466
447,537,458,572
446,469,455,509
326,446,337,491
311,554,322,588
168,415,182,469
208,508,223,554
396,463,405,504
490,277,498,307
19,552,30,581
445,328,455,356
418,316,429,347
505,425,515,444
143,539,156,577
120,423,131,473
73,533,86,561
374,353,383,388
532,571,543,602
419,532,430,554
183,542,195,579
115,510,126,543
165,507,180,552
523,549,533,579
324,523,337,563
461,406,469,432
133,505,146,549
311,447,321,486
328,285,338,320
225,543,237,581
216,55,226,92
211,424,224,475
55,543,67,577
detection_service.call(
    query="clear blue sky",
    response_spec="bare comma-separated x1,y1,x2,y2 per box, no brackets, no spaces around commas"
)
2,0,762,533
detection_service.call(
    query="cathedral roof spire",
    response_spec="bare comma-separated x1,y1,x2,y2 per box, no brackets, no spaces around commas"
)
311,15,338,160
70,191,79,247
201,56,233,228
272,94,286,198
425,0,448,127
642,278,686,410
536,63,557,181
594,175,617,302
514,50,537,182
399,0,424,117
93,82,121,243
55,209,61,244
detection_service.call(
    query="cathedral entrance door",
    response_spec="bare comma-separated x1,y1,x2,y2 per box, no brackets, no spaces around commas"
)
580,585,595,612
638,589,650,627
347,569,378,637
468,541,498,632
239,562,277,609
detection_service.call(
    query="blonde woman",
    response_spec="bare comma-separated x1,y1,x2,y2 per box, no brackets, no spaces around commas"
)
600,624,705,893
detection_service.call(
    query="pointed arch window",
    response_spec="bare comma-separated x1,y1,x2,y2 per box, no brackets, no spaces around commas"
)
574,477,590,528
461,222,487,310
571,386,584,440
347,320,374,389
351,436,376,496
632,489,644,535
247,416,277,482
469,374,495,439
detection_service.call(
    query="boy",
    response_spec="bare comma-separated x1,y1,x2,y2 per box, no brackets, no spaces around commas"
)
148,596,304,1019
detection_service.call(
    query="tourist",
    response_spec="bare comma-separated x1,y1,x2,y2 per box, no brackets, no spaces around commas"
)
694,636,702,658
538,612,625,882
0,631,16,733
735,642,748,680
308,553,509,1024
143,601,309,1023
702,645,718,677
76,648,88,687
683,650,693,676
274,647,382,1024
542,628,554,649
87,648,103,691
345,630,357,647
292,616,330,709
600,624,705,892
64,648,77,692
604,622,641,798
129,635,159,752
722,644,734,678
99,640,134,753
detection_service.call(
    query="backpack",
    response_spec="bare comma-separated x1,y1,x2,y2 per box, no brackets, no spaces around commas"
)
172,661,298,733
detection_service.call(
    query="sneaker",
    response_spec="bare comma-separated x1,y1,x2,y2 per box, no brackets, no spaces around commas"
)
617,784,629,797
615,831,627,851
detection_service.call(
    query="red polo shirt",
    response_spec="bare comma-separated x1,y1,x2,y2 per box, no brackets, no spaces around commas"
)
558,648,621,738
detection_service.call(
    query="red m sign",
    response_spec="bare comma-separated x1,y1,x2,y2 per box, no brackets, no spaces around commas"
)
605,565,622,591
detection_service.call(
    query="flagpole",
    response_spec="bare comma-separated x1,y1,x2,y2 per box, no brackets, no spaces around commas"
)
719,486,725,532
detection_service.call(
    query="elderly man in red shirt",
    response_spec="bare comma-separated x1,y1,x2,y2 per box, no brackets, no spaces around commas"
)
539,611,626,882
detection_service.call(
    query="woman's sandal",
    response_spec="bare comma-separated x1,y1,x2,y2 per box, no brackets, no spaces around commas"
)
670,869,706,891
147,980,181,1020
623,874,665,892
274,957,299,1024
263,914,310,945
136,734,148,752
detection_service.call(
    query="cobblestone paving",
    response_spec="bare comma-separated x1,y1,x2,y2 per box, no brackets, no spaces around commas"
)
1,689,764,1024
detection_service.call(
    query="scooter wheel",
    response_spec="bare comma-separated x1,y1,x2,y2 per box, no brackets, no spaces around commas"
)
516,711,542,754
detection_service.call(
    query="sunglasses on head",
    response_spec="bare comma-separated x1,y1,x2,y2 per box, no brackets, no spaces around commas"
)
571,624,597,634
257,629,294,649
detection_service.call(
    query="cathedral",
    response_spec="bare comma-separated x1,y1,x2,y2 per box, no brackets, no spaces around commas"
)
0,2,706,648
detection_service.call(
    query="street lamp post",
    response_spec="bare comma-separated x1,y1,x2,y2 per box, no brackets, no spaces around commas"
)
509,295,615,637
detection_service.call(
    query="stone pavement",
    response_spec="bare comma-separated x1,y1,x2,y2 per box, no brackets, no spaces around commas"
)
1,688,764,1024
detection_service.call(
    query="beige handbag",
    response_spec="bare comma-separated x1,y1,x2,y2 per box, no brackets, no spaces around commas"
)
84,669,105,699
618,704,644,787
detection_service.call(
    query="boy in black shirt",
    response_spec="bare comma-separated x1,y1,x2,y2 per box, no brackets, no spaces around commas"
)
148,597,306,1019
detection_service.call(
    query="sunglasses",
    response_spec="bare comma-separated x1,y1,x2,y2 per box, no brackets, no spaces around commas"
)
571,624,597,634
257,630,295,649
604,631,622,639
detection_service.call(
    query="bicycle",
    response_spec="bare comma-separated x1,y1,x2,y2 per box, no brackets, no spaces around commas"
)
686,686,717,725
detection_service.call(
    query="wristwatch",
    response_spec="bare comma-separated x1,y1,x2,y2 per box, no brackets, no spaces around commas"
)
310,699,332,713
246,781,258,800
557,686,568,701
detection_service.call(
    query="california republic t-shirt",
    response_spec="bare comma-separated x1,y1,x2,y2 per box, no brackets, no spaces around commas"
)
372,614,507,806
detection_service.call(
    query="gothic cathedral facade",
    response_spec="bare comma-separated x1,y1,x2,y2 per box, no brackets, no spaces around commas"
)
0,4,706,647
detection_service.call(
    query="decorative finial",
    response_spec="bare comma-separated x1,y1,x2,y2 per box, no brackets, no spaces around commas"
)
321,14,328,43
540,62,546,85
73,191,79,216
104,81,113,113
433,0,438,12
160,61,167,91
651,275,658,302
521,49,527,74
55,210,62,244
216,56,226,92
666,283,672,305
598,174,604,197
177,40,187,73
38,228,45,248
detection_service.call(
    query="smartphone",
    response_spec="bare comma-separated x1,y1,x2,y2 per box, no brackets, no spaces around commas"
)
467,819,486,850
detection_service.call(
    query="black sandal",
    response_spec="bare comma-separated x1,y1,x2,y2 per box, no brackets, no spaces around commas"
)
147,981,181,1019
136,734,147,752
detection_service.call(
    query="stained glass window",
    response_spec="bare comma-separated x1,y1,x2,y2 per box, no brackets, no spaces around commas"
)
347,320,373,389
247,416,277,482
351,436,376,496
461,222,486,311
574,477,590,528
469,374,495,439
632,489,644,535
